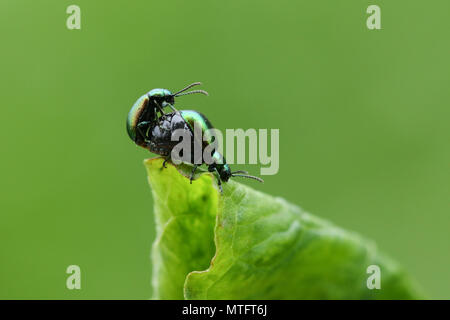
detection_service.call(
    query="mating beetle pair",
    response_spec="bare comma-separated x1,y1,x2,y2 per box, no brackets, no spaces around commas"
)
126,82,263,191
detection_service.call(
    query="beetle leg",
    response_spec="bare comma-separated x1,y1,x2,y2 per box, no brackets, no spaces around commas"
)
207,165,223,193
213,168,223,193
137,121,153,141
167,103,179,113
189,165,198,184
162,156,170,169
154,101,166,117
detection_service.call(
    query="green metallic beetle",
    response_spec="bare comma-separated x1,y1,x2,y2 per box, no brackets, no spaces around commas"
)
126,82,263,191
126,82,208,148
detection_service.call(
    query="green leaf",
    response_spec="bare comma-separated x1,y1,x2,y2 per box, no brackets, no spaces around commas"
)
145,158,423,299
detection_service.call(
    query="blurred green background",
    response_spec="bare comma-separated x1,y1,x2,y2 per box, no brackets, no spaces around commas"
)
0,0,449,299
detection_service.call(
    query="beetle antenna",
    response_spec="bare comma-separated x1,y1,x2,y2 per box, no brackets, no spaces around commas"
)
231,172,264,183
173,82,203,96
175,89,209,97
231,170,248,174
